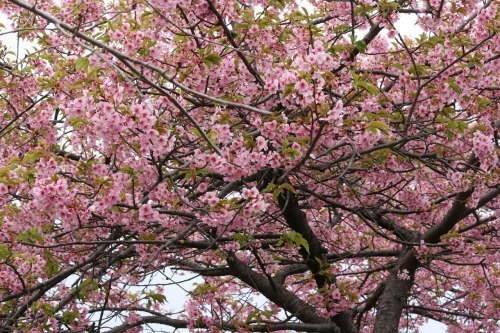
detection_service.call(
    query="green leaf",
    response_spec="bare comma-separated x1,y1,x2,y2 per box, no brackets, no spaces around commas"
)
190,282,217,296
282,82,295,97
264,182,277,193
357,81,378,94
436,115,446,123
429,35,444,44
68,117,88,129
286,231,310,253
179,66,193,82
283,148,300,159
62,310,79,324
44,253,59,277
272,187,284,202
190,128,203,138
246,309,261,323
40,303,56,316
456,120,468,134
391,63,404,71
261,310,274,319
367,120,389,134
75,57,89,72
232,233,246,242
205,53,222,67
476,97,491,109
18,227,44,244
301,6,309,17
22,150,43,164
447,82,461,93
0,244,10,260
279,183,296,194
472,124,486,132
441,107,455,118
141,11,154,20
245,309,274,323
408,64,430,75
232,233,252,247
76,278,99,301
149,293,167,304
354,40,367,53
351,71,359,88
269,0,286,10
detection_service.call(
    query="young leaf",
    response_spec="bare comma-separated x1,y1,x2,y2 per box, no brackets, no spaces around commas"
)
75,57,89,72
205,53,222,66
357,81,378,94
279,182,296,194
0,245,10,260
367,120,389,134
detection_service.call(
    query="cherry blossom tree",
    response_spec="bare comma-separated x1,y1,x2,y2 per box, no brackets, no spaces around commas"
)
0,0,498,332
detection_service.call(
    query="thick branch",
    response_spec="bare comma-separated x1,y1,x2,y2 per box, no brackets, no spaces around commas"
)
278,188,328,286
372,183,497,333
104,314,339,333
277,182,359,333
423,189,474,243
226,252,337,330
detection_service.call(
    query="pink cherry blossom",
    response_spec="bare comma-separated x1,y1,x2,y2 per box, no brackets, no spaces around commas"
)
203,191,219,207
294,79,309,93
0,183,8,195
0,1,498,333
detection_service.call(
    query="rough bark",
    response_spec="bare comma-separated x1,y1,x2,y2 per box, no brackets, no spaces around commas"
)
226,252,339,331
373,186,492,333
277,183,358,333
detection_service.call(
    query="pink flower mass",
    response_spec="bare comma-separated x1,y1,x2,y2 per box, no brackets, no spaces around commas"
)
0,0,498,332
